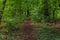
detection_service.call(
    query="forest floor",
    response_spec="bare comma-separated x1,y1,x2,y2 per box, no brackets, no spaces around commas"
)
7,22,60,40
0,22,60,40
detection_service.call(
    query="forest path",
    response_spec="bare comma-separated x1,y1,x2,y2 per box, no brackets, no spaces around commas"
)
47,22,60,28
38,22,60,28
8,18,37,40
20,18,37,40
7,19,60,40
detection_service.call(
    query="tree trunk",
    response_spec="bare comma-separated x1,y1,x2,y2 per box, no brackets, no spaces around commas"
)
26,8,30,17
0,0,6,24
44,0,50,22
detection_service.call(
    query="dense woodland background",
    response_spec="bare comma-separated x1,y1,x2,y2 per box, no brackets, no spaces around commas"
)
0,0,60,24
0,0,60,40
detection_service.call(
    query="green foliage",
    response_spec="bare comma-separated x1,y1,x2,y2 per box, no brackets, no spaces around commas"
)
34,27,60,40
0,0,60,40
7,37,16,40
0,0,60,24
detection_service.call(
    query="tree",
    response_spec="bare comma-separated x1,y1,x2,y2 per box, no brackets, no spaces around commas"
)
0,0,6,24
44,0,50,22
25,0,30,17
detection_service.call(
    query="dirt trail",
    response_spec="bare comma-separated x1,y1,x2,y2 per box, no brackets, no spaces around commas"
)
20,18,37,40
48,22,60,27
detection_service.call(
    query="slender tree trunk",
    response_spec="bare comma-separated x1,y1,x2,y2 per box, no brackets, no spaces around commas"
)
44,0,50,22
20,0,23,15
26,8,30,17
58,0,60,7
25,0,30,17
0,0,6,24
